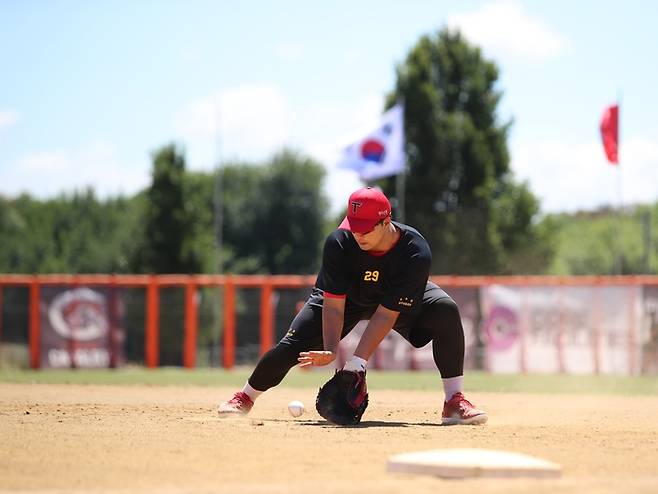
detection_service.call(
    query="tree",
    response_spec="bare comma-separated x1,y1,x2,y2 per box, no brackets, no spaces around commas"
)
0,191,144,274
220,149,328,274
139,144,201,274
131,146,327,276
181,171,217,273
383,28,554,274
256,150,328,274
545,204,658,275
220,162,269,274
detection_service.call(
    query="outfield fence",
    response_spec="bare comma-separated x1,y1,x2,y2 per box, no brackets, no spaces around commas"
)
1,274,657,375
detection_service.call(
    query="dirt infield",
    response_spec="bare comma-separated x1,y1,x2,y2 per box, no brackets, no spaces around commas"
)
1,383,657,494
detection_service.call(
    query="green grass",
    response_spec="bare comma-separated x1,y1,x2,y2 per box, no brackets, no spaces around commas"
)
0,367,656,395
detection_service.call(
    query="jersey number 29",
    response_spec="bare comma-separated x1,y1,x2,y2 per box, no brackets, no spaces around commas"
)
363,270,379,282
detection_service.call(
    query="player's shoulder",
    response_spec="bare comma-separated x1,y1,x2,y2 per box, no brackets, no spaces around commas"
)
393,222,432,265
395,222,424,239
326,228,353,244
394,222,431,253
323,228,357,252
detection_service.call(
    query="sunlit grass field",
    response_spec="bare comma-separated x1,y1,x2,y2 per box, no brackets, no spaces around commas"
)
1,367,656,395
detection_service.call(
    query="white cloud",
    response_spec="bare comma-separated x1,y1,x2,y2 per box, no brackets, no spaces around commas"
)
175,85,382,213
15,150,70,171
2,140,148,198
294,93,383,165
511,132,658,213
174,84,291,166
447,0,570,59
0,110,19,131
293,94,383,213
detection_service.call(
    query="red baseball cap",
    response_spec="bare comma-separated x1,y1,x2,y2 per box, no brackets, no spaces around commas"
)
338,187,392,234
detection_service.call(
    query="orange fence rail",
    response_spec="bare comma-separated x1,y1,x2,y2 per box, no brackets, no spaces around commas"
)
0,274,317,369
1,274,657,370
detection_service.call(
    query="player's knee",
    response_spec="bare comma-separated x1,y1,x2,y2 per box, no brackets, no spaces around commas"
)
435,298,463,329
279,341,305,360
423,298,464,341
248,342,301,391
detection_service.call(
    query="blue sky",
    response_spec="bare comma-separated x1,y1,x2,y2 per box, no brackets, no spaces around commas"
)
1,0,657,214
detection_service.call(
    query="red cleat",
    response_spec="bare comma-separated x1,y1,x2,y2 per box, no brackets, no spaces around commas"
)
442,392,488,425
218,391,254,416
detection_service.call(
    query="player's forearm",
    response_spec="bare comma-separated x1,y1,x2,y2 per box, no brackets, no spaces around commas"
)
353,309,399,360
322,304,344,354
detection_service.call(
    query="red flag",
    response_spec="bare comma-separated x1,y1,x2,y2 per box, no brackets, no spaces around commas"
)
599,104,619,164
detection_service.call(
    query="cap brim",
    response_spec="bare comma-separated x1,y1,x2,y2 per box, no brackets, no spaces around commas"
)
338,216,379,234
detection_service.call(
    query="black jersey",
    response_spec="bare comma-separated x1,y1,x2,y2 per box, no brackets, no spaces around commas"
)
311,222,431,315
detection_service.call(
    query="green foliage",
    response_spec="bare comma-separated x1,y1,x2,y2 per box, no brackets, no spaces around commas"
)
256,150,328,273
221,161,270,273
493,181,557,273
221,149,328,274
0,146,328,277
383,28,553,274
0,190,143,273
545,204,658,275
138,144,201,274
182,171,218,273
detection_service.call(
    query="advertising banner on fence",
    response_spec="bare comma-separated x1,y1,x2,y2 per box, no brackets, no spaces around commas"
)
642,286,658,374
597,285,643,375
40,286,126,368
481,284,643,375
480,285,528,373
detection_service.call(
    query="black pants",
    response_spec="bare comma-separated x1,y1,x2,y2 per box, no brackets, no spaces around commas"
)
248,281,465,391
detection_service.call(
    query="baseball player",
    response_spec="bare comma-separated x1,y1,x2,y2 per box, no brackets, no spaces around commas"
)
219,186,487,425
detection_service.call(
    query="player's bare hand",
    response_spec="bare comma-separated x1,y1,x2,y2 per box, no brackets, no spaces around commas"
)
298,351,336,368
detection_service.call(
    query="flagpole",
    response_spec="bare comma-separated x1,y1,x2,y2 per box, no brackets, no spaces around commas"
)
396,99,406,223
213,98,224,277
615,92,623,275
212,97,224,366
396,169,405,223
614,162,622,275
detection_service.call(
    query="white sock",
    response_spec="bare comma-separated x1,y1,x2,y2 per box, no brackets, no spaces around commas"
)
442,376,463,401
241,382,264,402
343,355,367,372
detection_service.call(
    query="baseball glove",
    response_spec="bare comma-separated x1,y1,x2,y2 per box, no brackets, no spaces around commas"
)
315,370,369,425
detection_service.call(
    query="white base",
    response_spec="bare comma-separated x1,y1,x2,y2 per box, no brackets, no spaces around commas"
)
387,448,562,479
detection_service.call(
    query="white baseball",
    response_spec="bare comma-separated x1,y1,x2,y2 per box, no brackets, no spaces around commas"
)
287,400,305,417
